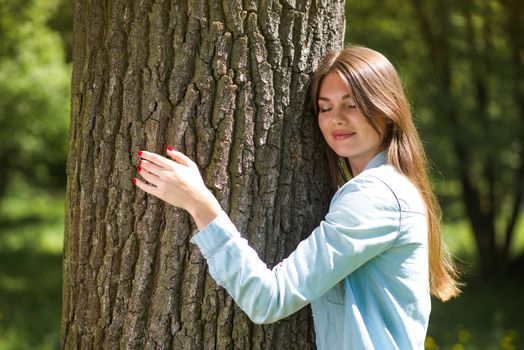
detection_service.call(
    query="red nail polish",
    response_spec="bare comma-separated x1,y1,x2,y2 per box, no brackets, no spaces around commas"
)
137,151,143,157
166,146,173,152
137,167,142,172
132,178,137,184
139,160,142,166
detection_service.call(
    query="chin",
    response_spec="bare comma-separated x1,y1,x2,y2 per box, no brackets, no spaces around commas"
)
331,148,354,158
332,150,348,158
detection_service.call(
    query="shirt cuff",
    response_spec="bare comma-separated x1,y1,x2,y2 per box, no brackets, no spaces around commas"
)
190,210,240,259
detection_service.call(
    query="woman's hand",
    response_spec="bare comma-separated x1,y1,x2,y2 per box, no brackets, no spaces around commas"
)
133,147,221,230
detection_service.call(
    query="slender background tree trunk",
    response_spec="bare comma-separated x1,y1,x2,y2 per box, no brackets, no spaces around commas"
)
61,1,345,348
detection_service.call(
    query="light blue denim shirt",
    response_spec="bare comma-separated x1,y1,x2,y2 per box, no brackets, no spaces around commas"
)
190,152,430,349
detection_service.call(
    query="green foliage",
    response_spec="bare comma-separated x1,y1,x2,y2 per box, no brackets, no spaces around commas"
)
46,0,73,63
0,0,71,197
0,3,69,342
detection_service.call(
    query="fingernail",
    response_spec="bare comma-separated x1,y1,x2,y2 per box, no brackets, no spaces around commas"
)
137,167,142,172
139,160,142,166
166,146,173,152
137,151,143,157
132,178,137,184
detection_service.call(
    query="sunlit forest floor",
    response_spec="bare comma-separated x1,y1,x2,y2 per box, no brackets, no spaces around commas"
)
0,182,522,349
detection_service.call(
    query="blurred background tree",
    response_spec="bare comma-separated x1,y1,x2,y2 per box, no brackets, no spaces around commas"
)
0,0,70,201
346,0,524,278
0,0,70,348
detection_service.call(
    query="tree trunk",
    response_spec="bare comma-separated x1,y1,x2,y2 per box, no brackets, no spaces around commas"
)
61,1,344,349
410,0,503,276
500,0,524,271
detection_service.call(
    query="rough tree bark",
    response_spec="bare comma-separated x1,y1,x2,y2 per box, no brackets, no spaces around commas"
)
61,0,344,349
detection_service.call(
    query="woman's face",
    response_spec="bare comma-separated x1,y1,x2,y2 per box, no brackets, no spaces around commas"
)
317,71,385,176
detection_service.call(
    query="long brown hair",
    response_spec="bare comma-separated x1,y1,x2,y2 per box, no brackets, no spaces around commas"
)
310,46,460,301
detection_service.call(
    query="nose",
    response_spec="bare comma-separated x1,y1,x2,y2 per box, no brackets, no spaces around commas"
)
332,108,347,125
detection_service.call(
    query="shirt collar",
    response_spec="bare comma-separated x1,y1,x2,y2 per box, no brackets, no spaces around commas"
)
363,151,387,172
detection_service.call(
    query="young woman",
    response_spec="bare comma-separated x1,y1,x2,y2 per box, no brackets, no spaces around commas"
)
133,46,460,349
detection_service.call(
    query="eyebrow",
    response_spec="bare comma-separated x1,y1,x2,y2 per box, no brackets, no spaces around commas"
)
318,94,352,101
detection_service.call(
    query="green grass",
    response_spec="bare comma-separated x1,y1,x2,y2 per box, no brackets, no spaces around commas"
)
0,189,64,350
427,279,524,350
0,186,522,349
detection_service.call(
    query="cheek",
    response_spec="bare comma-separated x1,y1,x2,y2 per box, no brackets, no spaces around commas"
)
317,115,327,131
354,115,380,140
367,126,383,147
364,124,379,140
318,116,331,138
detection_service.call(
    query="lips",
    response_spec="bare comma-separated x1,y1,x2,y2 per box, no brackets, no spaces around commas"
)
332,130,356,140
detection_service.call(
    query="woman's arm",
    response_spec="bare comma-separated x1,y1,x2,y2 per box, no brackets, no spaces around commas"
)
133,149,401,324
